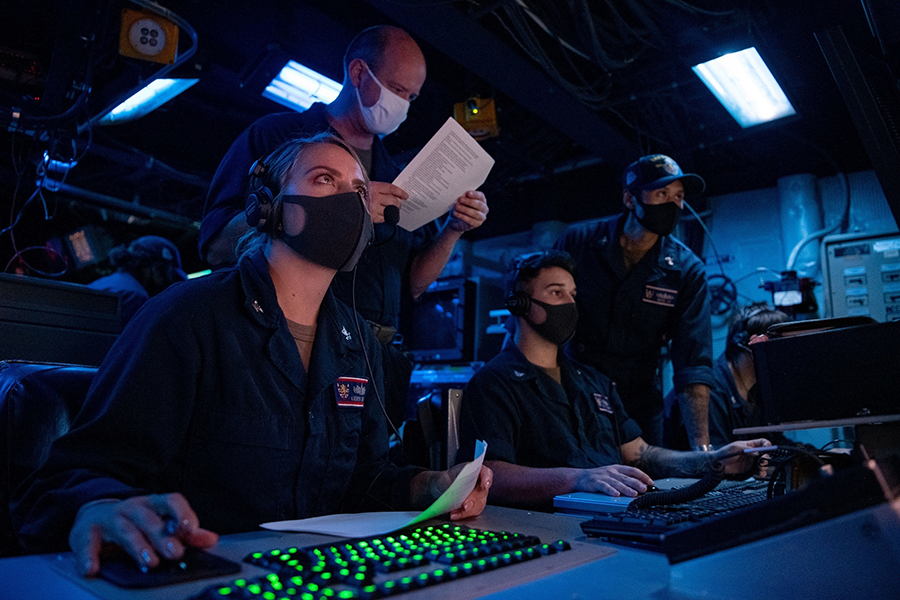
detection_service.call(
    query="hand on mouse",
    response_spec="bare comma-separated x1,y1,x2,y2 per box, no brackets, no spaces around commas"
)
574,464,655,498
69,493,218,577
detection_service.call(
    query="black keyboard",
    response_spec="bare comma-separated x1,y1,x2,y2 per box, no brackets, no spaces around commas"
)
580,479,770,549
191,523,571,599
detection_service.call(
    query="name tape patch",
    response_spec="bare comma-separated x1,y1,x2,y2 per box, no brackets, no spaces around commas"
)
594,393,613,414
335,376,367,408
642,285,678,307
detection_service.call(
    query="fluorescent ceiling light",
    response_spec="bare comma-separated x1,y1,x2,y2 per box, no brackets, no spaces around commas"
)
99,78,199,125
263,60,341,112
692,47,796,128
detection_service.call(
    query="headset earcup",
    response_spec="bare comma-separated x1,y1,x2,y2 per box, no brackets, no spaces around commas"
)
505,291,531,317
245,158,275,229
732,330,751,349
245,190,262,227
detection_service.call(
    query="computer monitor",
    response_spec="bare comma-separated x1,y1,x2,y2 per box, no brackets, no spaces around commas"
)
404,277,503,364
737,319,900,434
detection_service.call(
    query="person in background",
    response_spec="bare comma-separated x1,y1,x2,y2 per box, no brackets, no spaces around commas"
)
555,154,715,451
457,251,767,511
666,302,791,449
87,235,187,326
200,24,489,426
11,134,490,576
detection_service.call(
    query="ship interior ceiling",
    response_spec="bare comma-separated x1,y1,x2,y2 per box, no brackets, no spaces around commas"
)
1,0,899,281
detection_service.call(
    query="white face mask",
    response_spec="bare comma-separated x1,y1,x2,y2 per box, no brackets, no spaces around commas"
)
355,65,410,136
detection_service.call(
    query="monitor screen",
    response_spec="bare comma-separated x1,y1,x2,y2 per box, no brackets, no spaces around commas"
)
740,319,900,433
406,278,473,363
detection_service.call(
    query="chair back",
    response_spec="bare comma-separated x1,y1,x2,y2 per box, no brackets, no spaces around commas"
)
0,360,97,556
416,388,463,471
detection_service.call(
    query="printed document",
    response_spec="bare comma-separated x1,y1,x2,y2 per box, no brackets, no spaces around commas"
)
261,440,487,538
393,117,494,231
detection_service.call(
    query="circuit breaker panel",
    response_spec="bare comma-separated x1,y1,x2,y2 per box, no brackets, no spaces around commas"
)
821,231,900,321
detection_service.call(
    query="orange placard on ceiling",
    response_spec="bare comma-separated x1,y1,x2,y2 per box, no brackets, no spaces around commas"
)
118,8,179,65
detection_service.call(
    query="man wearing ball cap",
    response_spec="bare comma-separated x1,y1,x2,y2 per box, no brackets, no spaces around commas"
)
555,154,716,452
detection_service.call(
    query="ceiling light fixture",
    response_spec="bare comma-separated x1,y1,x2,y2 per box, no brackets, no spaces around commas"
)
263,60,341,112
98,78,198,124
692,47,796,128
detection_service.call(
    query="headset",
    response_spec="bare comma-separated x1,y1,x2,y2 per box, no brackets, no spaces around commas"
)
730,305,771,350
505,290,532,317
244,156,277,230
503,251,555,316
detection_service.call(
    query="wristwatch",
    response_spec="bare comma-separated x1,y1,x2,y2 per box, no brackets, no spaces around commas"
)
692,444,715,452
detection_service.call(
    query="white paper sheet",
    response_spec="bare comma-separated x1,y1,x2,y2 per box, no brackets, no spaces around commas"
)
393,118,495,231
260,440,487,538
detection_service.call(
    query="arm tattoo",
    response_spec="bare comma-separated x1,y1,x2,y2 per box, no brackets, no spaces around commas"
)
630,441,715,478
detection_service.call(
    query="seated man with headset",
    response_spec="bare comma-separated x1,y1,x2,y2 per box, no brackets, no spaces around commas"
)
457,250,769,511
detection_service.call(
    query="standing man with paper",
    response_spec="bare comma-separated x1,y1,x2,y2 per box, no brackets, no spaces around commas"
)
200,25,490,425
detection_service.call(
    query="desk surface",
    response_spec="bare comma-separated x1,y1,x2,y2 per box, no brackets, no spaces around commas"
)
4,502,898,600
0,506,673,600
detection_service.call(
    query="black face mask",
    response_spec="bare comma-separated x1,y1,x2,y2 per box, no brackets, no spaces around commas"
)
634,196,680,236
280,192,373,271
525,298,578,346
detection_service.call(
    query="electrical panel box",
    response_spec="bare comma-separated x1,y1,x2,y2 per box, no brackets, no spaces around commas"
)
821,231,900,321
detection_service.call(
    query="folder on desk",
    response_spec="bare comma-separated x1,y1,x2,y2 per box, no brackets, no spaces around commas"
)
553,478,699,516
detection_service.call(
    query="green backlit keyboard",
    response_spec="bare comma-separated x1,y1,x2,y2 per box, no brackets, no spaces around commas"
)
191,522,571,599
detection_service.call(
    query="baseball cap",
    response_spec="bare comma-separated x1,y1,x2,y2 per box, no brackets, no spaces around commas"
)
622,154,705,196
128,236,187,281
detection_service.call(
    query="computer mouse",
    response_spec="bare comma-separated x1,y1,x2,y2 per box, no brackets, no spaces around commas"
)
98,547,241,588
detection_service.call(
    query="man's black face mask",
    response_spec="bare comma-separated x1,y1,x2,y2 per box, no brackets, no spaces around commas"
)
525,297,578,346
634,195,680,236
280,191,373,271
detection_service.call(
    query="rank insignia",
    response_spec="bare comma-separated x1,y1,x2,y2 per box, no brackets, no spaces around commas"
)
335,376,367,408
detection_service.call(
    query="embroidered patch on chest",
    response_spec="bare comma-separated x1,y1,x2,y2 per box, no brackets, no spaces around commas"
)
642,285,678,307
335,376,367,408
594,393,613,414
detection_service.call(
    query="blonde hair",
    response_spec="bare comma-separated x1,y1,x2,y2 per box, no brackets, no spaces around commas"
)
235,133,369,258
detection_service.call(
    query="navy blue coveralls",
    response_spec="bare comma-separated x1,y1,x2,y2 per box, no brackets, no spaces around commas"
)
11,248,422,553
458,346,642,509
201,103,436,424
555,213,715,446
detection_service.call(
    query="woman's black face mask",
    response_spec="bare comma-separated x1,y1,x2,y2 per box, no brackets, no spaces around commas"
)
280,191,373,271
